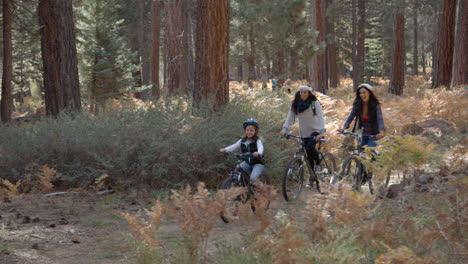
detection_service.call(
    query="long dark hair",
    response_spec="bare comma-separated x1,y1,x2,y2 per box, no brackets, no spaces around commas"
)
352,87,380,118
291,91,318,115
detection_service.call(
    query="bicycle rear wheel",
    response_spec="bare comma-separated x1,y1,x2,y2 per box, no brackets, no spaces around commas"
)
339,156,374,195
282,157,304,201
319,152,337,181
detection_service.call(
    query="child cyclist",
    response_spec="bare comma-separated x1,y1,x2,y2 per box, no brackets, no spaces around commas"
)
219,118,264,184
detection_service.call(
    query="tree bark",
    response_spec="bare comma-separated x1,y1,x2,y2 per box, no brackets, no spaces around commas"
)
166,0,189,95
412,0,418,75
139,0,151,91
125,0,143,99
432,0,456,88
248,22,256,88
309,0,327,94
351,0,358,91
1,0,13,123
388,2,405,96
355,0,366,86
277,50,285,88
194,0,230,109
39,0,81,116
327,0,338,88
151,0,161,98
451,0,468,87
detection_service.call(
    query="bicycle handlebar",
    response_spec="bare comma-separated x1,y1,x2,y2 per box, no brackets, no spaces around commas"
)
283,134,327,142
224,151,253,160
337,130,376,139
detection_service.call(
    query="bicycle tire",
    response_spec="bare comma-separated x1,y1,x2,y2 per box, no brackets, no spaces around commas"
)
340,156,374,195
250,173,271,215
219,177,243,223
282,157,304,201
319,152,337,181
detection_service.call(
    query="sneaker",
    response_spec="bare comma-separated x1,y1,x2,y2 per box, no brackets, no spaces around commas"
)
306,182,312,188
329,175,336,185
314,165,322,173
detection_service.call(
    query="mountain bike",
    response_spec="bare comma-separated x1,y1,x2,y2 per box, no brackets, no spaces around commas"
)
282,134,337,201
332,131,389,195
219,151,271,223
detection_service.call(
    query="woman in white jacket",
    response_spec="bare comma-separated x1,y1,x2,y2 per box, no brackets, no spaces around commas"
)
280,85,326,173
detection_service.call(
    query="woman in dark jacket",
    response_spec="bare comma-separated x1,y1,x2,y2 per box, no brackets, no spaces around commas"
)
339,83,385,147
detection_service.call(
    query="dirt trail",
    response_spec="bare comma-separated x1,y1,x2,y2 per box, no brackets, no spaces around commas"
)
0,186,334,264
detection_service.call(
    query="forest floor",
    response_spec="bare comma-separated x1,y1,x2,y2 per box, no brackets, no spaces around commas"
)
0,184,338,264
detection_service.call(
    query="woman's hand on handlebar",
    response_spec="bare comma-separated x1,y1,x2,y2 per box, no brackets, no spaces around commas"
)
376,130,385,139
280,131,286,137
219,148,226,153
252,152,260,158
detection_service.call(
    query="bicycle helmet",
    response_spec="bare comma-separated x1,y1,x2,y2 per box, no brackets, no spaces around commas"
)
243,118,259,130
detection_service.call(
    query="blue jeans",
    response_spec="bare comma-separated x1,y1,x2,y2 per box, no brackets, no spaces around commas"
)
240,162,265,183
362,136,378,147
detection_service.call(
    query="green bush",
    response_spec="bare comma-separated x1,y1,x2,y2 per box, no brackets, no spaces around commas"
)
0,91,303,189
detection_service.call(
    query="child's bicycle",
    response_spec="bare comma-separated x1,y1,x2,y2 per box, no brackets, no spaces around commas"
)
282,134,337,201
331,131,389,194
219,151,271,223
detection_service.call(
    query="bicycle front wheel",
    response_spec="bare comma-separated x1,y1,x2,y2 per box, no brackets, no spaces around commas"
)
219,177,245,223
340,156,373,195
319,152,337,180
282,157,305,201
250,173,271,215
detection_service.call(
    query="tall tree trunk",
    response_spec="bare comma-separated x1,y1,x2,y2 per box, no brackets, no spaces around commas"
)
277,50,285,88
451,0,468,87
166,0,181,95
351,0,358,91
388,2,405,96
187,0,196,97
356,0,366,86
1,0,13,123
126,0,143,99
432,0,456,88
412,0,418,75
248,22,256,87
39,0,81,116
309,0,327,93
139,0,151,95
194,0,229,109
327,0,338,88
422,36,426,74
151,0,161,98
166,0,189,95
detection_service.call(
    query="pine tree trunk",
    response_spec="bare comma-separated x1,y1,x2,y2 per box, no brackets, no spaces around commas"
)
126,0,143,99
166,0,180,95
356,0,366,85
432,0,456,88
327,0,338,88
277,50,285,87
422,37,426,74
1,0,13,123
187,0,196,97
388,2,405,96
451,0,468,87
194,0,229,109
39,0,81,116
351,0,358,91
412,0,418,75
248,22,256,88
309,0,327,94
139,0,151,93
151,0,161,98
